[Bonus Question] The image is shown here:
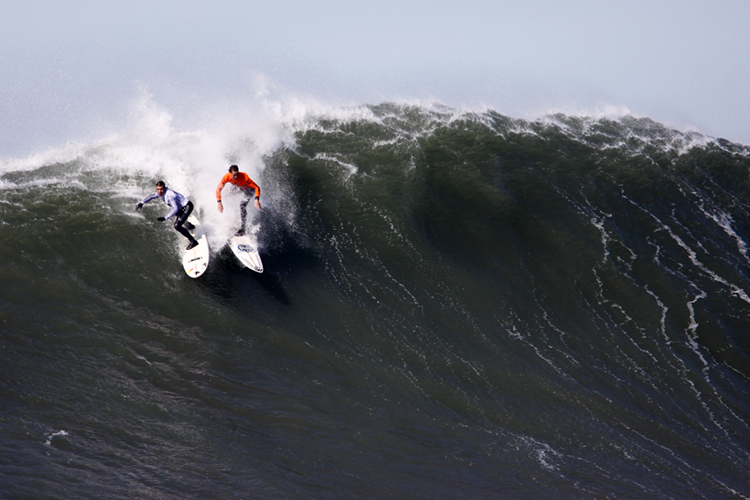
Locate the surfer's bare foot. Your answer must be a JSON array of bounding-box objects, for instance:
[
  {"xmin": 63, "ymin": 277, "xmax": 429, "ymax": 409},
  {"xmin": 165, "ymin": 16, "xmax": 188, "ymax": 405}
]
[{"xmin": 186, "ymin": 240, "xmax": 199, "ymax": 250}]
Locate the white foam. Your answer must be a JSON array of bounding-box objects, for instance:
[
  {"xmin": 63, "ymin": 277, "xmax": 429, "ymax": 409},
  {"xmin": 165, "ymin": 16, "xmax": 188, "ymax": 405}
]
[
  {"xmin": 44, "ymin": 429, "xmax": 68, "ymax": 446},
  {"xmin": 0, "ymin": 80, "xmax": 328, "ymax": 252}
]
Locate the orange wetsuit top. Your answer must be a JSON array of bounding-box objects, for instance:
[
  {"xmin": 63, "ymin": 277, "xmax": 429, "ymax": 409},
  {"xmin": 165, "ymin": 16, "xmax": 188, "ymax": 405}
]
[{"xmin": 215, "ymin": 172, "xmax": 260, "ymax": 201}]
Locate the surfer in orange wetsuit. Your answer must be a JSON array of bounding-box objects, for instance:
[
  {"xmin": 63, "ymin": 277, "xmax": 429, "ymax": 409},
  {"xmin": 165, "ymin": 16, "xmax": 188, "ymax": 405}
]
[{"xmin": 216, "ymin": 165, "xmax": 262, "ymax": 236}]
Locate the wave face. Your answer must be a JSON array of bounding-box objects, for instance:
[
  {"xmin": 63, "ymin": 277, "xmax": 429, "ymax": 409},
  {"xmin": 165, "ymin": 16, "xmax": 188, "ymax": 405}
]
[{"xmin": 2, "ymin": 102, "xmax": 750, "ymax": 499}]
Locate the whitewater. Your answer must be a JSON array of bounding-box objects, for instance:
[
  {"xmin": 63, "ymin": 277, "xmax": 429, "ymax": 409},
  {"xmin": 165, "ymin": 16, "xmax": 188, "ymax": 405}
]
[{"xmin": 1, "ymin": 90, "xmax": 749, "ymax": 500}]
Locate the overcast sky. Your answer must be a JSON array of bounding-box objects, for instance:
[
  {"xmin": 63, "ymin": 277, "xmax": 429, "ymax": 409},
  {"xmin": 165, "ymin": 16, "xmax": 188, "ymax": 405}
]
[{"xmin": 2, "ymin": 0, "xmax": 749, "ymax": 156}]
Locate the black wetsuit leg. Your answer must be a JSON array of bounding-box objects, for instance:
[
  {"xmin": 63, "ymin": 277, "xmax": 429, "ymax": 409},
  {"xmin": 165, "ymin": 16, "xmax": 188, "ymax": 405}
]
[
  {"xmin": 174, "ymin": 201, "xmax": 196, "ymax": 242},
  {"xmin": 239, "ymin": 192, "xmax": 252, "ymax": 231}
]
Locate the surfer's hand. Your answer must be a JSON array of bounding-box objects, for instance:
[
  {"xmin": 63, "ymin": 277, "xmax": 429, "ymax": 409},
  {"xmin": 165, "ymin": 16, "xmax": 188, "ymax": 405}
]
[
  {"xmin": 156, "ymin": 217, "xmax": 166, "ymax": 222},
  {"xmin": 217, "ymin": 200, "xmax": 223, "ymax": 213},
  {"xmin": 254, "ymin": 199, "xmax": 261, "ymax": 210},
  {"xmin": 135, "ymin": 203, "xmax": 143, "ymax": 211}
]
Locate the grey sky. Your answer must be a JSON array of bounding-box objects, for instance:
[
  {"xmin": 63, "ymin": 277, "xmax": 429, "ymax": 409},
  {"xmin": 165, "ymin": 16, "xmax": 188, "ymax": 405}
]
[{"xmin": 2, "ymin": 0, "xmax": 749, "ymax": 156}]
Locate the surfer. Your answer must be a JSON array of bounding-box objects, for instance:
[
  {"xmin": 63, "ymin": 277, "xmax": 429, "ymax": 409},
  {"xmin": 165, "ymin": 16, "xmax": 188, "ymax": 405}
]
[
  {"xmin": 215, "ymin": 165, "xmax": 261, "ymax": 236},
  {"xmin": 136, "ymin": 181, "xmax": 200, "ymax": 250}
]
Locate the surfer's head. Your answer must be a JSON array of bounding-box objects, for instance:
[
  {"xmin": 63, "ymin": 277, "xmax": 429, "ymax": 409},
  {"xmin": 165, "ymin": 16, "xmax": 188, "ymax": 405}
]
[
  {"xmin": 229, "ymin": 165, "xmax": 240, "ymax": 180},
  {"xmin": 155, "ymin": 180, "xmax": 166, "ymax": 196}
]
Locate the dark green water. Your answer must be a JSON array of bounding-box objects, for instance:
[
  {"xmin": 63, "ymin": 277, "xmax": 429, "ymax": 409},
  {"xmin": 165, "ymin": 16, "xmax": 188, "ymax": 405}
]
[{"xmin": 2, "ymin": 104, "xmax": 749, "ymax": 499}]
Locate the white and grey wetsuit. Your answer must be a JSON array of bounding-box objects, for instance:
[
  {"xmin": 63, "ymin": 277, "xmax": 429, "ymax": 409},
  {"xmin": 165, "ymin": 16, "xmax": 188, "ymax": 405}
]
[
  {"xmin": 140, "ymin": 188, "xmax": 190, "ymax": 220},
  {"xmin": 140, "ymin": 188, "xmax": 195, "ymax": 242}
]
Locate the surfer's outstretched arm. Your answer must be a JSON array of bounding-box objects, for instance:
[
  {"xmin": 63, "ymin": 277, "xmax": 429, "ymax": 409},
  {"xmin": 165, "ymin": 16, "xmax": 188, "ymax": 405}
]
[{"xmin": 135, "ymin": 193, "xmax": 159, "ymax": 210}]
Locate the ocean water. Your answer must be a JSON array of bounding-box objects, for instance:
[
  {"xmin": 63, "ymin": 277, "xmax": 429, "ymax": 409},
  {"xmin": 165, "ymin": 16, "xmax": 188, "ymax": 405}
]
[{"xmin": 1, "ymin": 99, "xmax": 749, "ymax": 499}]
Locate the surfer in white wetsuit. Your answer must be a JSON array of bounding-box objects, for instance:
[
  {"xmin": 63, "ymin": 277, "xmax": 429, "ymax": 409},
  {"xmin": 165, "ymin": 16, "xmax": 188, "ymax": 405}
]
[{"xmin": 136, "ymin": 180, "xmax": 199, "ymax": 250}]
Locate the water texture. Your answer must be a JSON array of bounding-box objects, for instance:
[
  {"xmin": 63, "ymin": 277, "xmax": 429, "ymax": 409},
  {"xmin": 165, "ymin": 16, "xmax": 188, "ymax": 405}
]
[{"xmin": 1, "ymin": 103, "xmax": 749, "ymax": 499}]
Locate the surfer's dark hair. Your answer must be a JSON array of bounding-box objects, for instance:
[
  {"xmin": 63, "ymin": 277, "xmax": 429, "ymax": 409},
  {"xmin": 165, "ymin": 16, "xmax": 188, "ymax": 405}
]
[
  {"xmin": 155, "ymin": 180, "xmax": 166, "ymax": 188},
  {"xmin": 229, "ymin": 165, "xmax": 239, "ymax": 173}
]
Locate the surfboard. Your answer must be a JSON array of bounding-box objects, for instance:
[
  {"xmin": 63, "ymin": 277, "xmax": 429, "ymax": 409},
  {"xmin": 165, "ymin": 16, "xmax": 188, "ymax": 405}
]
[
  {"xmin": 228, "ymin": 230, "xmax": 263, "ymax": 273},
  {"xmin": 181, "ymin": 215, "xmax": 210, "ymax": 278}
]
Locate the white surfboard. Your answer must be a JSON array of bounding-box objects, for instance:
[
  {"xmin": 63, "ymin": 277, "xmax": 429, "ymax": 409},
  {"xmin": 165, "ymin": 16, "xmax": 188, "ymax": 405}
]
[
  {"xmin": 228, "ymin": 230, "xmax": 264, "ymax": 273},
  {"xmin": 181, "ymin": 215, "xmax": 210, "ymax": 278}
]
